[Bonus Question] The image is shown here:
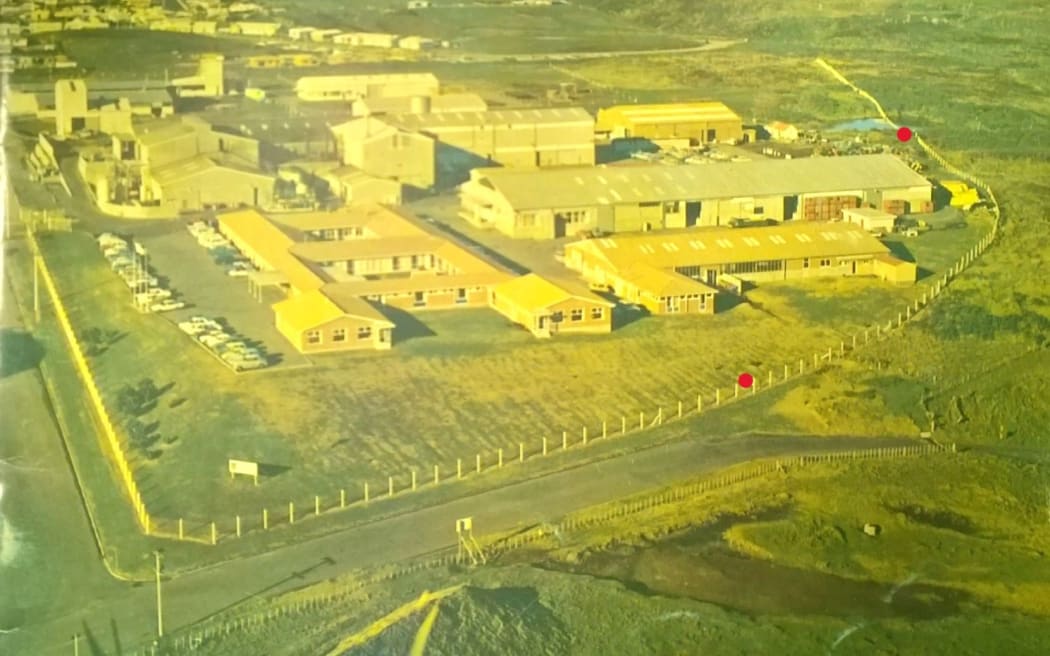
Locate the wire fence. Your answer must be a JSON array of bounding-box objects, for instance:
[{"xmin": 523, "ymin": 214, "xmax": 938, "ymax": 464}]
[{"xmin": 147, "ymin": 441, "xmax": 953, "ymax": 655}]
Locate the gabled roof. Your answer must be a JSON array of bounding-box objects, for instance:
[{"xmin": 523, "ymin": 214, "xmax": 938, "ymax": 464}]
[
  {"xmin": 619, "ymin": 263, "xmax": 717, "ymax": 298},
  {"xmin": 385, "ymin": 106, "xmax": 593, "ymax": 131},
  {"xmin": 469, "ymin": 154, "xmax": 932, "ymax": 211},
  {"xmin": 493, "ymin": 273, "xmax": 613, "ymax": 312},
  {"xmin": 596, "ymin": 102, "xmax": 741, "ymax": 130},
  {"xmin": 217, "ymin": 209, "xmax": 328, "ymax": 293},
  {"xmin": 291, "ymin": 236, "xmax": 445, "ymax": 262},
  {"xmin": 567, "ymin": 221, "xmax": 889, "ymax": 272},
  {"xmin": 149, "ymin": 153, "xmax": 270, "ymax": 187},
  {"xmin": 273, "ymin": 289, "xmax": 393, "ymax": 333}
]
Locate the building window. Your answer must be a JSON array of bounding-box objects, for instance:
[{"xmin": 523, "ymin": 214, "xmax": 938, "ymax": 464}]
[
  {"xmin": 357, "ymin": 326, "xmax": 372, "ymax": 339},
  {"xmin": 456, "ymin": 288, "xmax": 467, "ymax": 304},
  {"xmin": 665, "ymin": 297, "xmax": 680, "ymax": 313},
  {"xmin": 753, "ymin": 206, "xmax": 764, "ymax": 214},
  {"xmin": 699, "ymin": 294, "xmax": 708, "ymax": 310},
  {"xmin": 570, "ymin": 308, "xmax": 584, "ymax": 321},
  {"xmin": 332, "ymin": 328, "xmax": 347, "ymax": 342},
  {"xmin": 414, "ymin": 291, "xmax": 426, "ymax": 307},
  {"xmin": 323, "ymin": 229, "xmax": 337, "ymax": 240},
  {"xmin": 723, "ymin": 260, "xmax": 785, "ymax": 275},
  {"xmin": 803, "ymin": 257, "xmax": 810, "ymax": 269},
  {"xmin": 706, "ymin": 129, "xmax": 717, "ymax": 142},
  {"xmin": 590, "ymin": 307, "xmax": 604, "ymax": 320},
  {"xmin": 820, "ymin": 258, "xmax": 832, "ymax": 267},
  {"xmin": 306, "ymin": 330, "xmax": 321, "ymax": 345},
  {"xmin": 551, "ymin": 311, "xmax": 564, "ymax": 323},
  {"xmin": 519, "ymin": 212, "xmax": 536, "ymax": 227}
]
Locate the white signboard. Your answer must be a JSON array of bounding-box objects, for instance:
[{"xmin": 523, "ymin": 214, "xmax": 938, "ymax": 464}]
[{"xmin": 228, "ymin": 459, "xmax": 259, "ymax": 485}]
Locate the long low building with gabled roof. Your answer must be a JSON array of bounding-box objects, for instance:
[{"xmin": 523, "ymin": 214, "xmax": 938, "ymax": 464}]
[
  {"xmin": 564, "ymin": 221, "xmax": 917, "ymax": 302},
  {"xmin": 460, "ymin": 153, "xmax": 933, "ymax": 238}
]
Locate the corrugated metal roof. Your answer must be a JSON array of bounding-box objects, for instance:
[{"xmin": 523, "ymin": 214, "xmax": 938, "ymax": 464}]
[
  {"xmin": 149, "ymin": 154, "xmax": 270, "ymax": 187},
  {"xmin": 270, "ymin": 204, "xmax": 424, "ymax": 237},
  {"xmin": 567, "ymin": 221, "xmax": 889, "ymax": 271},
  {"xmin": 619, "ymin": 262, "xmax": 717, "ymax": 297},
  {"xmin": 471, "ymin": 154, "xmax": 931, "ymax": 211},
  {"xmin": 323, "ymin": 271, "xmax": 511, "ymax": 297},
  {"xmin": 291, "ymin": 236, "xmax": 446, "ymax": 262},
  {"xmin": 386, "ymin": 106, "xmax": 594, "ymax": 131},
  {"xmin": 596, "ymin": 102, "xmax": 741, "ymax": 130}
]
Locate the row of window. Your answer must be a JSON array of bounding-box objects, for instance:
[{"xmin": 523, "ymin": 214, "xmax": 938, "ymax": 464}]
[
  {"xmin": 310, "ymin": 226, "xmax": 366, "ymax": 241},
  {"xmin": 664, "ymin": 294, "xmax": 709, "ymax": 313},
  {"xmin": 305, "ymin": 325, "xmax": 373, "ymax": 345},
  {"xmin": 802, "ymin": 258, "xmax": 835, "ymax": 268},
  {"xmin": 552, "ymin": 307, "xmax": 604, "ymax": 322},
  {"xmin": 723, "ymin": 260, "xmax": 784, "ymax": 275}
]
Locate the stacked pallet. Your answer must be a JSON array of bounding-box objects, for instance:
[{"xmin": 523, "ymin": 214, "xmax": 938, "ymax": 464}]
[
  {"xmin": 882, "ymin": 199, "xmax": 910, "ymax": 215},
  {"xmin": 801, "ymin": 195, "xmax": 860, "ymax": 221}
]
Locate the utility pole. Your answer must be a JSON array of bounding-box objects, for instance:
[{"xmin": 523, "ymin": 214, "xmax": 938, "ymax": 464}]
[
  {"xmin": 73, "ymin": 634, "xmax": 79, "ymax": 656},
  {"xmin": 154, "ymin": 550, "xmax": 164, "ymax": 638}
]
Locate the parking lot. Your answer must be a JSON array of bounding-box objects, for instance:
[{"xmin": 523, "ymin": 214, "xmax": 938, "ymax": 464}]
[{"xmin": 134, "ymin": 222, "xmax": 312, "ymax": 371}]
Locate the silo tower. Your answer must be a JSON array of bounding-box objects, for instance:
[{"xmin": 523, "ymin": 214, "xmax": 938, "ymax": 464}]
[{"xmin": 198, "ymin": 53, "xmax": 225, "ymax": 97}]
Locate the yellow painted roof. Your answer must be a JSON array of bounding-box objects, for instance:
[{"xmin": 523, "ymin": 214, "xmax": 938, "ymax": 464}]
[
  {"xmin": 619, "ymin": 263, "xmax": 717, "ymax": 298},
  {"xmin": 940, "ymin": 180, "xmax": 973, "ymax": 194},
  {"xmin": 567, "ymin": 221, "xmax": 889, "ymax": 273},
  {"xmin": 493, "ymin": 273, "xmax": 613, "ymax": 312},
  {"xmin": 596, "ymin": 101, "xmax": 742, "ymax": 131},
  {"xmin": 273, "ymin": 288, "xmax": 393, "ymax": 333},
  {"xmin": 218, "ymin": 209, "xmax": 327, "ymax": 293}
]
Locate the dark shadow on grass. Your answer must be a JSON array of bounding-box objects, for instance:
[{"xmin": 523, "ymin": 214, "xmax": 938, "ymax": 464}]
[
  {"xmin": 81, "ymin": 620, "xmax": 107, "ymax": 656},
  {"xmin": 716, "ymin": 293, "xmax": 747, "ymax": 313},
  {"xmin": 384, "ymin": 306, "xmax": 437, "ymax": 343},
  {"xmin": 258, "ymin": 462, "xmax": 292, "ymax": 478},
  {"xmin": 612, "ymin": 303, "xmax": 649, "ymax": 330},
  {"xmin": 0, "ymin": 329, "xmax": 45, "ymax": 378},
  {"xmin": 420, "ymin": 222, "xmax": 529, "ymax": 275},
  {"xmin": 884, "ymin": 240, "xmax": 916, "ymax": 263},
  {"xmin": 108, "ymin": 617, "xmax": 124, "ymax": 656},
  {"xmin": 916, "ymin": 266, "xmax": 936, "ymax": 281}
]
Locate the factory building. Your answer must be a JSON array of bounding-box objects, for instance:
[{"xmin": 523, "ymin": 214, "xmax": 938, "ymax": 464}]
[
  {"xmin": 459, "ymin": 154, "xmax": 933, "ymax": 239},
  {"xmin": 329, "ymin": 117, "xmax": 436, "ymax": 189},
  {"xmin": 489, "ymin": 274, "xmax": 613, "ymax": 337},
  {"xmin": 384, "ymin": 107, "xmax": 595, "ymax": 172},
  {"xmin": 595, "ymin": 102, "xmax": 745, "ymax": 145},
  {"xmin": 171, "ymin": 53, "xmax": 225, "ymax": 98},
  {"xmin": 294, "ymin": 73, "xmax": 440, "ymax": 102},
  {"xmin": 349, "ymin": 92, "xmax": 488, "ymax": 118},
  {"xmin": 49, "ymin": 79, "xmax": 173, "ymax": 138},
  {"xmin": 564, "ymin": 222, "xmax": 917, "ymax": 301}
]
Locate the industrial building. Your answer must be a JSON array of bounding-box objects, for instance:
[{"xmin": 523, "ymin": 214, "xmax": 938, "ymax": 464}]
[
  {"xmin": 489, "ymin": 274, "xmax": 613, "ymax": 337},
  {"xmin": 214, "ymin": 204, "xmax": 514, "ymax": 352},
  {"xmin": 329, "ymin": 117, "xmax": 436, "ymax": 189},
  {"xmin": 564, "ymin": 222, "xmax": 917, "ymax": 304},
  {"xmin": 294, "ymin": 73, "xmax": 440, "ymax": 102},
  {"xmin": 349, "ymin": 93, "xmax": 488, "ymax": 118},
  {"xmin": 171, "ymin": 53, "xmax": 225, "ymax": 98},
  {"xmin": 384, "ymin": 107, "xmax": 596, "ymax": 171},
  {"xmin": 841, "ymin": 207, "xmax": 896, "ymax": 234},
  {"xmin": 459, "ymin": 154, "xmax": 934, "ymax": 239},
  {"xmin": 49, "ymin": 79, "xmax": 173, "ymax": 138},
  {"xmin": 595, "ymin": 102, "xmax": 745, "ymax": 145}
]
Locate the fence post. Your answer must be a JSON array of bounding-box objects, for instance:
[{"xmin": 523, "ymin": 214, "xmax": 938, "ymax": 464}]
[
  {"xmin": 498, "ymin": 449, "xmax": 503, "ymax": 468},
  {"xmin": 263, "ymin": 508, "xmax": 269, "ymax": 529},
  {"xmin": 178, "ymin": 518, "xmax": 184, "ymax": 540},
  {"xmin": 677, "ymin": 400, "xmax": 683, "ymax": 418},
  {"xmin": 434, "ymin": 464, "xmax": 440, "ymax": 484},
  {"xmin": 364, "ymin": 482, "xmax": 370, "ymax": 504},
  {"xmin": 315, "ymin": 495, "xmax": 320, "ymax": 515},
  {"xmin": 519, "ymin": 442, "xmax": 524, "ymax": 462},
  {"xmin": 340, "ymin": 488, "xmax": 346, "ymax": 508},
  {"xmin": 814, "ymin": 353, "xmax": 819, "ymax": 368},
  {"xmin": 412, "ymin": 470, "xmax": 417, "ymax": 490},
  {"xmin": 898, "ymin": 312, "xmax": 903, "ymax": 327},
  {"xmin": 716, "ymin": 388, "xmax": 721, "ymax": 405},
  {"xmin": 582, "ymin": 426, "xmax": 588, "ymax": 445},
  {"xmin": 621, "ymin": 416, "xmax": 627, "ymax": 433},
  {"xmin": 639, "ymin": 412, "xmax": 644, "ymax": 429},
  {"xmin": 211, "ymin": 522, "xmax": 217, "ymax": 545},
  {"xmin": 476, "ymin": 453, "xmax": 482, "ymax": 473},
  {"xmin": 799, "ymin": 358, "xmax": 804, "ymax": 374},
  {"xmin": 864, "ymin": 329, "xmax": 869, "ymax": 343},
  {"xmin": 289, "ymin": 502, "xmax": 295, "ymax": 524},
  {"xmin": 602, "ymin": 421, "xmax": 607, "ymax": 438},
  {"xmin": 388, "ymin": 476, "xmax": 394, "ymax": 497},
  {"xmin": 542, "ymin": 437, "xmax": 548, "ymax": 456},
  {"xmin": 840, "ymin": 341, "xmax": 845, "ymax": 355},
  {"xmin": 236, "ymin": 515, "xmax": 241, "ymax": 537},
  {"xmin": 768, "ymin": 370, "xmax": 773, "ymax": 387},
  {"xmin": 735, "ymin": 383, "xmax": 739, "ymax": 398},
  {"xmin": 457, "ymin": 458, "xmax": 463, "ymax": 479},
  {"xmin": 562, "ymin": 431, "xmax": 568, "ymax": 450}
]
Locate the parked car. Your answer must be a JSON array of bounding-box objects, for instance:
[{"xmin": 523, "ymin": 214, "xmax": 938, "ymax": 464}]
[
  {"xmin": 226, "ymin": 261, "xmax": 253, "ymax": 277},
  {"xmin": 104, "ymin": 245, "xmax": 130, "ymax": 258},
  {"xmin": 109, "ymin": 256, "xmax": 134, "ymax": 270},
  {"xmin": 133, "ymin": 289, "xmax": 172, "ymax": 305},
  {"xmin": 199, "ymin": 332, "xmax": 232, "ymax": 348},
  {"xmin": 150, "ymin": 299, "xmax": 186, "ymax": 313},
  {"xmin": 178, "ymin": 321, "xmax": 207, "ymax": 336},
  {"xmin": 188, "ymin": 316, "xmax": 223, "ymax": 331},
  {"xmin": 133, "ymin": 242, "xmax": 148, "ymax": 257}
]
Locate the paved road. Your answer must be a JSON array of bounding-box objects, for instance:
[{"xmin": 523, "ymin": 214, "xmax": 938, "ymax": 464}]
[
  {"xmin": 7, "ymin": 424, "xmax": 915, "ymax": 654},
  {"xmin": 432, "ymin": 39, "xmax": 747, "ymax": 63}
]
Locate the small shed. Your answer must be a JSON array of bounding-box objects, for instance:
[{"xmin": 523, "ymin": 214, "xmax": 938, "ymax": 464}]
[
  {"xmin": 873, "ymin": 254, "xmax": 917, "ymax": 284},
  {"xmin": 765, "ymin": 121, "xmax": 799, "ymax": 143},
  {"xmin": 842, "ymin": 207, "xmax": 896, "ymax": 234}
]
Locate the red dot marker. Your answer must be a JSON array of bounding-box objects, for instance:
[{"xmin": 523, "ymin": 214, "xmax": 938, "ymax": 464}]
[
  {"xmin": 737, "ymin": 373, "xmax": 754, "ymax": 388},
  {"xmin": 896, "ymin": 126, "xmax": 913, "ymax": 142}
]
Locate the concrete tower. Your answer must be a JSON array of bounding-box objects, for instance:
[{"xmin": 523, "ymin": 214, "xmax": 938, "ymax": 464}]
[
  {"xmin": 198, "ymin": 53, "xmax": 225, "ymax": 97},
  {"xmin": 54, "ymin": 79, "xmax": 88, "ymax": 138}
]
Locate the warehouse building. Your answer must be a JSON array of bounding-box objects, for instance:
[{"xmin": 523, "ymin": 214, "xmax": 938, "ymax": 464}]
[
  {"xmin": 489, "ymin": 274, "xmax": 613, "ymax": 337},
  {"xmin": 349, "ymin": 92, "xmax": 488, "ymax": 118},
  {"xmin": 384, "ymin": 107, "xmax": 596, "ymax": 178},
  {"xmin": 595, "ymin": 101, "xmax": 745, "ymax": 145},
  {"xmin": 459, "ymin": 154, "xmax": 933, "ymax": 239},
  {"xmin": 295, "ymin": 73, "xmax": 440, "ymax": 102},
  {"xmin": 329, "ymin": 117, "xmax": 435, "ymax": 189},
  {"xmin": 564, "ymin": 222, "xmax": 917, "ymax": 303}
]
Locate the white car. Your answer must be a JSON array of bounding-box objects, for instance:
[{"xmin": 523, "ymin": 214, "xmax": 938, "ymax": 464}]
[
  {"xmin": 133, "ymin": 242, "xmax": 148, "ymax": 257},
  {"xmin": 178, "ymin": 321, "xmax": 207, "ymax": 336},
  {"xmin": 187, "ymin": 222, "xmax": 211, "ymax": 235},
  {"xmin": 104, "ymin": 245, "xmax": 130, "ymax": 258},
  {"xmin": 110, "ymin": 256, "xmax": 134, "ymax": 270},
  {"xmin": 150, "ymin": 299, "xmax": 186, "ymax": 313},
  {"xmin": 98, "ymin": 234, "xmax": 125, "ymax": 249},
  {"xmin": 200, "ymin": 332, "xmax": 232, "ymax": 349},
  {"xmin": 188, "ymin": 316, "xmax": 223, "ymax": 331},
  {"xmin": 133, "ymin": 288, "xmax": 172, "ymax": 304}
]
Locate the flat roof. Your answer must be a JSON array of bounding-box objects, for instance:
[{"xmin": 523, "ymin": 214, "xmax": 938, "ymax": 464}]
[
  {"xmin": 567, "ymin": 221, "xmax": 890, "ymax": 271},
  {"xmin": 471, "ymin": 154, "xmax": 931, "ymax": 211},
  {"xmin": 386, "ymin": 106, "xmax": 594, "ymax": 131}
]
